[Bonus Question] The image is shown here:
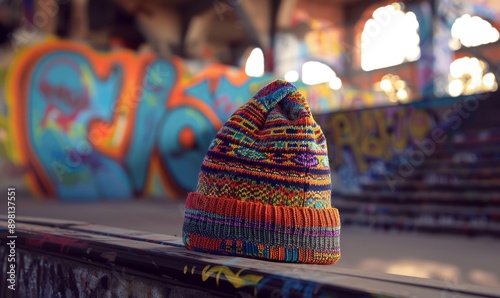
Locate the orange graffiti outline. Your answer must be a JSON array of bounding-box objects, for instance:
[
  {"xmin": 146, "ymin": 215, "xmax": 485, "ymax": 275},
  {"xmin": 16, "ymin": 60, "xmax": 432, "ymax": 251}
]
[{"xmin": 6, "ymin": 40, "xmax": 157, "ymax": 197}]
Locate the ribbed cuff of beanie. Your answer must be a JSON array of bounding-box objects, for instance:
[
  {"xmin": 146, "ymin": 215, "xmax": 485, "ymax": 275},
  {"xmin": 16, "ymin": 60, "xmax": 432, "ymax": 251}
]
[{"xmin": 182, "ymin": 192, "xmax": 341, "ymax": 264}]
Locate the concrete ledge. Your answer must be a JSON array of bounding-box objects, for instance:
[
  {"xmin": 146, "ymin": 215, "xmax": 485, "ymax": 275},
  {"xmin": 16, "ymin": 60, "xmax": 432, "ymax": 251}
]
[{"xmin": 1, "ymin": 216, "xmax": 499, "ymax": 298}]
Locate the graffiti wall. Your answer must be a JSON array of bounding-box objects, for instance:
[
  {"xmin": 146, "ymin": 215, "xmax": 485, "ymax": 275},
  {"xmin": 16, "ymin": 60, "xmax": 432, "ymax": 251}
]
[
  {"xmin": 317, "ymin": 105, "xmax": 436, "ymax": 193},
  {"xmin": 1, "ymin": 40, "xmax": 390, "ymax": 200},
  {"xmin": 2, "ymin": 41, "xmax": 262, "ymax": 199},
  {"xmin": 317, "ymin": 93, "xmax": 491, "ymax": 194}
]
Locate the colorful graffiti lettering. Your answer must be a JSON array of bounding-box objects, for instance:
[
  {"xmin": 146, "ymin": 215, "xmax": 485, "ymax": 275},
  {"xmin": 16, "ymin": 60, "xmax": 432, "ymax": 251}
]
[
  {"xmin": 201, "ymin": 265, "xmax": 264, "ymax": 290},
  {"xmin": 316, "ymin": 106, "xmax": 438, "ymax": 193},
  {"xmin": 322, "ymin": 107, "xmax": 437, "ymax": 172},
  {"xmin": 3, "ymin": 40, "xmax": 273, "ymax": 199}
]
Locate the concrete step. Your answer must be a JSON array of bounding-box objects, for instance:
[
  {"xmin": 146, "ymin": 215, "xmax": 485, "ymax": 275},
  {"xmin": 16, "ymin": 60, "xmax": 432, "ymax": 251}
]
[
  {"xmin": 361, "ymin": 179, "xmax": 500, "ymax": 193},
  {"xmin": 340, "ymin": 214, "xmax": 500, "ymax": 237},
  {"xmin": 419, "ymin": 157, "xmax": 500, "ymax": 168},
  {"xmin": 335, "ymin": 201, "xmax": 500, "ymax": 226},
  {"xmin": 333, "ymin": 191, "xmax": 500, "ymax": 206}
]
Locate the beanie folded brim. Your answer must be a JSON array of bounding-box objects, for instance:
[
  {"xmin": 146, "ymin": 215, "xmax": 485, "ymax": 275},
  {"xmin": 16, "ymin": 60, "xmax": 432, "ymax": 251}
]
[{"xmin": 182, "ymin": 192, "xmax": 341, "ymax": 264}]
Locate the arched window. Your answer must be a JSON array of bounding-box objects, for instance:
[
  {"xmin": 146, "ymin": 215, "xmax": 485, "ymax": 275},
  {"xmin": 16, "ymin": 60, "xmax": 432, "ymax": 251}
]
[{"xmin": 360, "ymin": 3, "xmax": 421, "ymax": 71}]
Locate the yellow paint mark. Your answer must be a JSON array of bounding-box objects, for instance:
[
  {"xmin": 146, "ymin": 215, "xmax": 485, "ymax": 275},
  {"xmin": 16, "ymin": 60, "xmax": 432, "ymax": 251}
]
[
  {"xmin": 183, "ymin": 265, "xmax": 188, "ymax": 274},
  {"xmin": 111, "ymin": 113, "xmax": 128, "ymax": 147},
  {"xmin": 202, "ymin": 265, "xmax": 263, "ymax": 289},
  {"xmin": 81, "ymin": 66, "xmax": 94, "ymax": 97},
  {"xmin": 191, "ymin": 266, "xmax": 196, "ymax": 274}
]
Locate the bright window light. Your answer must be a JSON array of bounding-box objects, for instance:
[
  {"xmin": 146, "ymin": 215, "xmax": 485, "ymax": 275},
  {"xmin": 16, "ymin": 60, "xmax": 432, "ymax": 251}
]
[
  {"xmin": 380, "ymin": 78, "xmax": 392, "ymax": 92},
  {"xmin": 451, "ymin": 15, "xmax": 499, "ymax": 48},
  {"xmin": 396, "ymin": 89, "xmax": 408, "ymax": 101},
  {"xmin": 301, "ymin": 61, "xmax": 336, "ymax": 85},
  {"xmin": 448, "ymin": 57, "xmax": 498, "ymax": 96},
  {"xmin": 448, "ymin": 79, "xmax": 464, "ymax": 97},
  {"xmin": 361, "ymin": 4, "xmax": 421, "ymax": 71},
  {"xmin": 483, "ymin": 72, "xmax": 496, "ymax": 89},
  {"xmin": 329, "ymin": 77, "xmax": 342, "ymax": 90},
  {"xmin": 284, "ymin": 70, "xmax": 299, "ymax": 82},
  {"xmin": 245, "ymin": 48, "xmax": 265, "ymax": 77}
]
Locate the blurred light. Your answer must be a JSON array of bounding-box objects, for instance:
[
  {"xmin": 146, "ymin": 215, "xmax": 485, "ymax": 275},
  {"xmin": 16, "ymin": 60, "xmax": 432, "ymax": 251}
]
[
  {"xmin": 406, "ymin": 47, "xmax": 421, "ymax": 61},
  {"xmin": 395, "ymin": 80, "xmax": 406, "ymax": 90},
  {"xmin": 358, "ymin": 258, "xmax": 460, "ymax": 281},
  {"xmin": 373, "ymin": 6, "xmax": 394, "ymax": 27},
  {"xmin": 380, "ymin": 78, "xmax": 392, "ymax": 91},
  {"xmin": 483, "ymin": 72, "xmax": 496, "ymax": 89},
  {"xmin": 284, "ymin": 70, "xmax": 299, "ymax": 82},
  {"xmin": 396, "ymin": 89, "xmax": 409, "ymax": 101},
  {"xmin": 329, "ymin": 77, "xmax": 342, "ymax": 90},
  {"xmin": 388, "ymin": 94, "xmax": 399, "ymax": 102},
  {"xmin": 448, "ymin": 57, "xmax": 498, "ymax": 96},
  {"xmin": 450, "ymin": 58, "xmax": 466, "ymax": 78},
  {"xmin": 245, "ymin": 48, "xmax": 264, "ymax": 77},
  {"xmin": 448, "ymin": 79, "xmax": 464, "ymax": 97},
  {"xmin": 404, "ymin": 11, "xmax": 419, "ymax": 33},
  {"xmin": 301, "ymin": 61, "xmax": 336, "ymax": 85},
  {"xmin": 361, "ymin": 5, "xmax": 421, "ymax": 71},
  {"xmin": 377, "ymin": 74, "xmax": 412, "ymax": 103},
  {"xmin": 469, "ymin": 270, "xmax": 500, "ymax": 288},
  {"xmin": 391, "ymin": 2, "xmax": 402, "ymax": 11},
  {"xmin": 448, "ymin": 38, "xmax": 462, "ymax": 50},
  {"xmin": 451, "ymin": 14, "xmax": 499, "ymax": 47},
  {"xmin": 468, "ymin": 77, "xmax": 482, "ymax": 90}
]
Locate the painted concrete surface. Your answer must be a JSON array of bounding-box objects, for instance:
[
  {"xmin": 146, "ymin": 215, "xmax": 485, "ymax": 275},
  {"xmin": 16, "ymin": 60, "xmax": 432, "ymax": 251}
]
[
  {"xmin": 7, "ymin": 198, "xmax": 500, "ymax": 290},
  {"xmin": 8, "ymin": 221, "xmax": 496, "ymax": 298},
  {"xmin": 5, "ymin": 249, "xmax": 207, "ymax": 298}
]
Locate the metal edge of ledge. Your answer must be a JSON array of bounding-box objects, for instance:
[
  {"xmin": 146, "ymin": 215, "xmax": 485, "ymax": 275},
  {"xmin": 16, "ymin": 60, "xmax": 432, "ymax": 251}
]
[{"xmin": 1, "ymin": 217, "xmax": 499, "ymax": 298}]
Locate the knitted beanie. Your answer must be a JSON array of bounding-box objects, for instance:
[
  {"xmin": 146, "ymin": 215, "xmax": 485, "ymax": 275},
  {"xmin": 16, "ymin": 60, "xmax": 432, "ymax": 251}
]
[{"xmin": 182, "ymin": 79, "xmax": 340, "ymax": 264}]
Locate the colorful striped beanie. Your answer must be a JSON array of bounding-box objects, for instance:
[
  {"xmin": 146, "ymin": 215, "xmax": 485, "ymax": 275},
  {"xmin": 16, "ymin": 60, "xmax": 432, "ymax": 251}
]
[{"xmin": 182, "ymin": 79, "xmax": 340, "ymax": 264}]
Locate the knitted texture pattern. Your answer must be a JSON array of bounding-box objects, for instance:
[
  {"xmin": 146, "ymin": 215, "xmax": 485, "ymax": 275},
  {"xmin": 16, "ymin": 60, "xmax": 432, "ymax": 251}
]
[{"xmin": 182, "ymin": 79, "xmax": 340, "ymax": 264}]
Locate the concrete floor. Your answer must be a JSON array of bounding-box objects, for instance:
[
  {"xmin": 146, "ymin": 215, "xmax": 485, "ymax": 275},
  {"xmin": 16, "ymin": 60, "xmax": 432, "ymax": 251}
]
[{"xmin": 8, "ymin": 198, "xmax": 500, "ymax": 289}]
